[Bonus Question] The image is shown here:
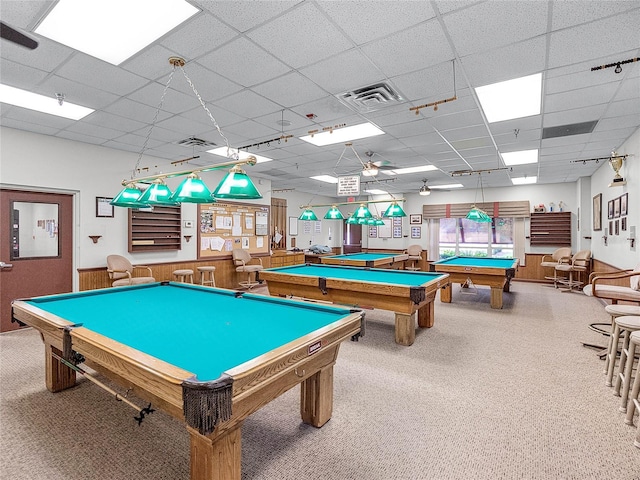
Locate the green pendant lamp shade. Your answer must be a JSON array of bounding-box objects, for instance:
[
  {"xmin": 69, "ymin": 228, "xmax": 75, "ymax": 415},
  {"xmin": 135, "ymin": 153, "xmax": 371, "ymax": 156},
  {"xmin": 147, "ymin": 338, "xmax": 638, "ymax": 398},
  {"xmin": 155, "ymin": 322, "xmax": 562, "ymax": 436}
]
[
  {"xmin": 299, "ymin": 209, "xmax": 319, "ymax": 221},
  {"xmin": 169, "ymin": 173, "xmax": 214, "ymax": 203},
  {"xmin": 354, "ymin": 204, "xmax": 373, "ymax": 218},
  {"xmin": 466, "ymin": 205, "xmax": 492, "ymax": 222},
  {"xmin": 346, "ymin": 214, "xmax": 358, "ymax": 225},
  {"xmin": 383, "ymin": 202, "xmax": 406, "ymax": 217},
  {"xmin": 137, "ymin": 179, "xmax": 178, "ymax": 205},
  {"xmin": 110, "ymin": 183, "xmax": 149, "ymax": 208},
  {"xmin": 324, "ymin": 206, "xmax": 344, "ymax": 220},
  {"xmin": 212, "ymin": 166, "xmax": 262, "ymax": 199}
]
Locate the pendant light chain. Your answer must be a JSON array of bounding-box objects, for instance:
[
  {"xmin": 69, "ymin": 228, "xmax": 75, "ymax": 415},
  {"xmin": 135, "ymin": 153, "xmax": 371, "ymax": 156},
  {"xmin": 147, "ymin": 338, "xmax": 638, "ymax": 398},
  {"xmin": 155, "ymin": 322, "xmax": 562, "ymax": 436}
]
[
  {"xmin": 178, "ymin": 65, "xmax": 235, "ymax": 160},
  {"xmin": 131, "ymin": 67, "xmax": 177, "ymax": 179}
]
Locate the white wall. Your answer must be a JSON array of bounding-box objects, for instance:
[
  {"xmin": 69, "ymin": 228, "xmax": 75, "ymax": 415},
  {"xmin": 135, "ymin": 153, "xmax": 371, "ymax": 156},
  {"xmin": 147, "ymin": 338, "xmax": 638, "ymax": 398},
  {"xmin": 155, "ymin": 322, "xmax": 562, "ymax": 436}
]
[
  {"xmin": 588, "ymin": 127, "xmax": 639, "ymax": 268},
  {"xmin": 0, "ymin": 127, "xmax": 272, "ymax": 272}
]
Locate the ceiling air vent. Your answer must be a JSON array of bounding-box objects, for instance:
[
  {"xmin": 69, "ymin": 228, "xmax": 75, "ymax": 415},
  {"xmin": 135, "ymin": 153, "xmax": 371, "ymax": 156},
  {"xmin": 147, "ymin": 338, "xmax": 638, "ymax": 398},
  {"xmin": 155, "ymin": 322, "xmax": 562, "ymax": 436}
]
[
  {"xmin": 176, "ymin": 136, "xmax": 217, "ymax": 147},
  {"xmin": 542, "ymin": 121, "xmax": 598, "ymax": 139},
  {"xmin": 337, "ymin": 82, "xmax": 403, "ymax": 113}
]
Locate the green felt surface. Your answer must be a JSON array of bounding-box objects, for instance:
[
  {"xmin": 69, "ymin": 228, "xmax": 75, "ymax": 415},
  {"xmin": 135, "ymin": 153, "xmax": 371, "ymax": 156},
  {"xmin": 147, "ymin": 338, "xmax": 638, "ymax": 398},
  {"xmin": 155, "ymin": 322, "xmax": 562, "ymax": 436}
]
[
  {"xmin": 266, "ymin": 264, "xmax": 445, "ymax": 286},
  {"xmin": 432, "ymin": 256, "xmax": 516, "ymax": 268},
  {"xmin": 324, "ymin": 253, "xmax": 402, "ymax": 261},
  {"xmin": 25, "ymin": 283, "xmax": 354, "ymax": 382}
]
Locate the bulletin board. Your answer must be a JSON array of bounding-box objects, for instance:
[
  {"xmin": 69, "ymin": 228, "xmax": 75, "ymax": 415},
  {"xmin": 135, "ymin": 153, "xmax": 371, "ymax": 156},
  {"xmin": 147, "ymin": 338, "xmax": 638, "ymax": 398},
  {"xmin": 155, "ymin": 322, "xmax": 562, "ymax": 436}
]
[{"xmin": 198, "ymin": 202, "xmax": 270, "ymax": 259}]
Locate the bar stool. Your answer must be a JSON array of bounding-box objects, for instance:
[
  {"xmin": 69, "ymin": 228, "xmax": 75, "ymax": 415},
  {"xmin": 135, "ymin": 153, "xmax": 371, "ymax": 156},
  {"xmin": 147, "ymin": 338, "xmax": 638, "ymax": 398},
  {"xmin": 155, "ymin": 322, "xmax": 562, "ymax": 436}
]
[
  {"xmin": 620, "ymin": 329, "xmax": 640, "ymax": 415},
  {"xmin": 197, "ymin": 266, "xmax": 216, "ymax": 287},
  {"xmin": 607, "ymin": 315, "xmax": 640, "ymax": 389},
  {"xmin": 623, "ymin": 331, "xmax": 640, "ymax": 448},
  {"xmin": 603, "ymin": 305, "xmax": 640, "ymax": 374},
  {"xmin": 173, "ymin": 269, "xmax": 194, "ymax": 283}
]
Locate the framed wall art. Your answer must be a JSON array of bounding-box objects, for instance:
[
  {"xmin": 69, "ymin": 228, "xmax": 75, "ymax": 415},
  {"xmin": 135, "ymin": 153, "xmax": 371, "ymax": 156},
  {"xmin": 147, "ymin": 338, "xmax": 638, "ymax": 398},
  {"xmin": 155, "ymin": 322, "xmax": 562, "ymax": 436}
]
[
  {"xmin": 96, "ymin": 197, "xmax": 114, "ymax": 218},
  {"xmin": 620, "ymin": 193, "xmax": 628, "ymax": 216},
  {"xmin": 409, "ymin": 214, "xmax": 422, "ymax": 225},
  {"xmin": 592, "ymin": 193, "xmax": 602, "ymax": 231},
  {"xmin": 608, "ymin": 199, "xmax": 614, "ymax": 219},
  {"xmin": 613, "ymin": 196, "xmax": 621, "ymax": 218}
]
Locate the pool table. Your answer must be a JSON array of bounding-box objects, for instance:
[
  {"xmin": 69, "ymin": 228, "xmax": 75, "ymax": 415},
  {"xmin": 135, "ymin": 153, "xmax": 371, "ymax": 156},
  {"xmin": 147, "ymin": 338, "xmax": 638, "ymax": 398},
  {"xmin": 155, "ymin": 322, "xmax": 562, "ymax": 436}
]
[
  {"xmin": 11, "ymin": 282, "xmax": 363, "ymax": 480},
  {"xmin": 259, "ymin": 264, "xmax": 449, "ymax": 346},
  {"xmin": 319, "ymin": 252, "xmax": 409, "ymax": 269},
  {"xmin": 430, "ymin": 256, "xmax": 520, "ymax": 309}
]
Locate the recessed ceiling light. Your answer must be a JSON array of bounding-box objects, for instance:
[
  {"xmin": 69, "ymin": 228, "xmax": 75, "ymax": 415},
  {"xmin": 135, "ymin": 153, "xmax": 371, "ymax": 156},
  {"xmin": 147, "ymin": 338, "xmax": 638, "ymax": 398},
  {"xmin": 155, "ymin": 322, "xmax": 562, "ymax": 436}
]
[
  {"xmin": 511, "ymin": 176, "xmax": 537, "ymax": 185},
  {"xmin": 429, "ymin": 183, "xmax": 464, "ymax": 189},
  {"xmin": 475, "ymin": 73, "xmax": 542, "ymax": 123},
  {"xmin": 35, "ymin": 0, "xmax": 199, "ymax": 65},
  {"xmin": 381, "ymin": 165, "xmax": 438, "ymax": 175},
  {"xmin": 310, "ymin": 175, "xmax": 338, "ymax": 184},
  {"xmin": 299, "ymin": 122, "xmax": 384, "ymax": 147},
  {"xmin": 207, "ymin": 147, "xmax": 273, "ymax": 164},
  {"xmin": 502, "ymin": 149, "xmax": 538, "ymax": 166},
  {"xmin": 0, "ymin": 84, "xmax": 94, "ymax": 120}
]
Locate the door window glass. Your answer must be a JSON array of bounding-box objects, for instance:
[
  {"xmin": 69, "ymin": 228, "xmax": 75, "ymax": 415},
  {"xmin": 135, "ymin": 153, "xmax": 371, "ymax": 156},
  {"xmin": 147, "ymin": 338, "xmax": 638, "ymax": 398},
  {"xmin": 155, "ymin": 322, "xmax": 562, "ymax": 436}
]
[{"xmin": 10, "ymin": 202, "xmax": 60, "ymax": 259}]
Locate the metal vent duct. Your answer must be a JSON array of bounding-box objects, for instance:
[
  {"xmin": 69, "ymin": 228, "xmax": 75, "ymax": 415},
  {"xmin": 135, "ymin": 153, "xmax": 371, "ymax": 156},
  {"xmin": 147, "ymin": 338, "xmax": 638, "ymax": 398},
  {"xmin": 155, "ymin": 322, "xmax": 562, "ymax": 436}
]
[
  {"xmin": 542, "ymin": 121, "xmax": 598, "ymax": 139},
  {"xmin": 337, "ymin": 82, "xmax": 403, "ymax": 113},
  {"xmin": 176, "ymin": 137, "xmax": 217, "ymax": 147}
]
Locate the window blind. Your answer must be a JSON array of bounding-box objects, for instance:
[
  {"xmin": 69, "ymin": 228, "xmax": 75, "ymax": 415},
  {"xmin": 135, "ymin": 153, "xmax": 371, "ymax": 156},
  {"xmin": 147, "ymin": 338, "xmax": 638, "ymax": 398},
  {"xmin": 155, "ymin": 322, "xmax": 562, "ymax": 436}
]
[{"xmin": 422, "ymin": 200, "xmax": 530, "ymax": 219}]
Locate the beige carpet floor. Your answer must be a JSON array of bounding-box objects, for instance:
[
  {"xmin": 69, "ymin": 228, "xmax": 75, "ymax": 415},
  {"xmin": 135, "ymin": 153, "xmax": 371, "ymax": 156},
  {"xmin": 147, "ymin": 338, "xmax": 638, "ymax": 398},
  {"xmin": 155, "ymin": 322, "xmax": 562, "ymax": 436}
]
[{"xmin": 1, "ymin": 281, "xmax": 638, "ymax": 479}]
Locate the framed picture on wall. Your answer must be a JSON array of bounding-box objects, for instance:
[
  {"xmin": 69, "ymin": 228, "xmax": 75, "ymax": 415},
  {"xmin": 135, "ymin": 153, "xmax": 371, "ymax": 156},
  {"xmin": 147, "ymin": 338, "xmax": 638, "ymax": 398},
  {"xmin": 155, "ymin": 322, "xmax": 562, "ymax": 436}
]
[
  {"xmin": 592, "ymin": 193, "xmax": 602, "ymax": 231},
  {"xmin": 409, "ymin": 214, "xmax": 422, "ymax": 225},
  {"xmin": 620, "ymin": 193, "xmax": 628, "ymax": 216},
  {"xmin": 96, "ymin": 197, "xmax": 114, "ymax": 217},
  {"xmin": 613, "ymin": 196, "xmax": 621, "ymax": 218},
  {"xmin": 411, "ymin": 226, "xmax": 421, "ymax": 239},
  {"xmin": 615, "ymin": 219, "xmax": 619, "ymax": 236},
  {"xmin": 622, "ymin": 217, "xmax": 627, "ymax": 231},
  {"xmin": 608, "ymin": 199, "xmax": 614, "ymax": 219},
  {"xmin": 609, "ymin": 220, "xmax": 613, "ymax": 234}
]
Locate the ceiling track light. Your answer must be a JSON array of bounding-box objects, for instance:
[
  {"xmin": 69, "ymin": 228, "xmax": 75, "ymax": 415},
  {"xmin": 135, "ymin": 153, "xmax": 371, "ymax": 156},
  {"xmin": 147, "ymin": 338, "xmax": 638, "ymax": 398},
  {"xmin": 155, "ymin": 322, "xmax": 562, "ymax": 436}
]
[
  {"xmin": 450, "ymin": 167, "xmax": 510, "ymax": 177},
  {"xmin": 591, "ymin": 57, "xmax": 639, "ymax": 74},
  {"xmin": 112, "ymin": 57, "xmax": 261, "ymax": 208}
]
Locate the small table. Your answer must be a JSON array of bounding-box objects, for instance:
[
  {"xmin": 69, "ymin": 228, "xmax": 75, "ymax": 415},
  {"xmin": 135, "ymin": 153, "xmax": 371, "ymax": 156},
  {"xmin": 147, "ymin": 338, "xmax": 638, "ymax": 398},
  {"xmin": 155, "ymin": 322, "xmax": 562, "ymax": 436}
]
[
  {"xmin": 319, "ymin": 252, "xmax": 408, "ymax": 269},
  {"xmin": 430, "ymin": 256, "xmax": 519, "ymax": 309},
  {"xmin": 12, "ymin": 282, "xmax": 363, "ymax": 480},
  {"xmin": 259, "ymin": 264, "xmax": 449, "ymax": 346}
]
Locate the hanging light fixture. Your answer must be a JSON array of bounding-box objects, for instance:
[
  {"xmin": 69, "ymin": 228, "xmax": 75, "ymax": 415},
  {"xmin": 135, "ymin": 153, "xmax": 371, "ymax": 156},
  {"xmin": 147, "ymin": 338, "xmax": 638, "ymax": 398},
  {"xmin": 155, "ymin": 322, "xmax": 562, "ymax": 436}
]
[
  {"xmin": 419, "ymin": 179, "xmax": 431, "ymax": 196},
  {"xmin": 324, "ymin": 206, "xmax": 344, "ymax": 220},
  {"xmin": 354, "ymin": 204, "xmax": 373, "ymax": 219},
  {"xmin": 111, "ymin": 57, "xmax": 261, "ymax": 208},
  {"xmin": 299, "ymin": 209, "xmax": 319, "ymax": 221},
  {"xmin": 466, "ymin": 173, "xmax": 492, "ymax": 223},
  {"xmin": 383, "ymin": 202, "xmax": 406, "ymax": 217}
]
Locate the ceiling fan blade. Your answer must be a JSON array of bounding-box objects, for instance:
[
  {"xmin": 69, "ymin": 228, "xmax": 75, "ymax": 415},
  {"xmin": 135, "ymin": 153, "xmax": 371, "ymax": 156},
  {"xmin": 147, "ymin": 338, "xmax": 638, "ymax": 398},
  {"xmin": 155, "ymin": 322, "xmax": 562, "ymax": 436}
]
[{"xmin": 0, "ymin": 22, "xmax": 38, "ymax": 50}]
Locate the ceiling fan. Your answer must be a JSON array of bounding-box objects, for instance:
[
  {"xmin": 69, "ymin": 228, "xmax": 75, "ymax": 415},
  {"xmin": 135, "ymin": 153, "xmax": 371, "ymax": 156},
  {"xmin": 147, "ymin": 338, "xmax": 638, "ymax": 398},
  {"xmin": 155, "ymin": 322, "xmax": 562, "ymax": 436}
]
[
  {"xmin": 0, "ymin": 21, "xmax": 38, "ymax": 49},
  {"xmin": 419, "ymin": 179, "xmax": 431, "ymax": 196},
  {"xmin": 361, "ymin": 150, "xmax": 399, "ymax": 177}
]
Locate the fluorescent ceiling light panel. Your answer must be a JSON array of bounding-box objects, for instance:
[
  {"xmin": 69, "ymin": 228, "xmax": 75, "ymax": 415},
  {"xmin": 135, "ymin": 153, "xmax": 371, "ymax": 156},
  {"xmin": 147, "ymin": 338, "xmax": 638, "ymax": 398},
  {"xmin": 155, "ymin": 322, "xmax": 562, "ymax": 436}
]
[
  {"xmin": 311, "ymin": 175, "xmax": 338, "ymax": 184},
  {"xmin": 0, "ymin": 84, "xmax": 94, "ymax": 120},
  {"xmin": 381, "ymin": 165, "xmax": 438, "ymax": 175},
  {"xmin": 35, "ymin": 0, "xmax": 199, "ymax": 65},
  {"xmin": 511, "ymin": 176, "xmax": 537, "ymax": 185},
  {"xmin": 364, "ymin": 189, "xmax": 388, "ymax": 195},
  {"xmin": 207, "ymin": 147, "xmax": 273, "ymax": 164},
  {"xmin": 502, "ymin": 149, "xmax": 538, "ymax": 166},
  {"xmin": 475, "ymin": 73, "xmax": 542, "ymax": 123},
  {"xmin": 429, "ymin": 183, "xmax": 464, "ymax": 189},
  {"xmin": 299, "ymin": 122, "xmax": 384, "ymax": 146}
]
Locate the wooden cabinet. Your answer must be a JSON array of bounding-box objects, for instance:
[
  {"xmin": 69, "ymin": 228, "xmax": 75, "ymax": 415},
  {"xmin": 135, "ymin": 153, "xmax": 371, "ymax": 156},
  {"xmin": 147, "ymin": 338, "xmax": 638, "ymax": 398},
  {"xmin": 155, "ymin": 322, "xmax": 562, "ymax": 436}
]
[
  {"xmin": 129, "ymin": 206, "xmax": 181, "ymax": 252},
  {"xmin": 530, "ymin": 212, "xmax": 571, "ymax": 246},
  {"xmin": 270, "ymin": 251, "xmax": 304, "ymax": 267}
]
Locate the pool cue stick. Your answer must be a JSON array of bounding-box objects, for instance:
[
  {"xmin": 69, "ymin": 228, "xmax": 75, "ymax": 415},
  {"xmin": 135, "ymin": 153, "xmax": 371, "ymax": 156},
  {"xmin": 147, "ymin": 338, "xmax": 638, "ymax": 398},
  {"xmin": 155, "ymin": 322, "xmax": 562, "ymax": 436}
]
[{"xmin": 50, "ymin": 351, "xmax": 154, "ymax": 423}]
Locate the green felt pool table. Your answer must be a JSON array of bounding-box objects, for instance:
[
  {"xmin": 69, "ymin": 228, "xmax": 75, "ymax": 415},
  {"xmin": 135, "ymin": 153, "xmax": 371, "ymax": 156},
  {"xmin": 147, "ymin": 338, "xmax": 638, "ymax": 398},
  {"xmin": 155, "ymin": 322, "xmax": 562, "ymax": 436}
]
[
  {"xmin": 259, "ymin": 263, "xmax": 450, "ymax": 346},
  {"xmin": 11, "ymin": 282, "xmax": 363, "ymax": 480},
  {"xmin": 430, "ymin": 256, "xmax": 520, "ymax": 309},
  {"xmin": 319, "ymin": 252, "xmax": 409, "ymax": 268}
]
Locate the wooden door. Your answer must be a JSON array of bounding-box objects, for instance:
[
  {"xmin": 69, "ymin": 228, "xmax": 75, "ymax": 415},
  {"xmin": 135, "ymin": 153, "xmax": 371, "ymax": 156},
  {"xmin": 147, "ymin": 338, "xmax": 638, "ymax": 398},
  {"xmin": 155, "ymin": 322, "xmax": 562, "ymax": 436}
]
[
  {"xmin": 343, "ymin": 223, "xmax": 362, "ymax": 254},
  {"xmin": 0, "ymin": 189, "xmax": 73, "ymax": 332}
]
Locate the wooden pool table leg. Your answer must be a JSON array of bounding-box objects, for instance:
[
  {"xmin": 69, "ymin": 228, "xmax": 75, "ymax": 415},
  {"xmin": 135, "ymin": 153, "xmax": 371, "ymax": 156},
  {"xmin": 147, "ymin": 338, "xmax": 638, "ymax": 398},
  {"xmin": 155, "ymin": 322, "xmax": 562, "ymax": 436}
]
[
  {"xmin": 189, "ymin": 424, "xmax": 241, "ymax": 480},
  {"xmin": 300, "ymin": 364, "xmax": 334, "ymax": 427},
  {"xmin": 44, "ymin": 343, "xmax": 76, "ymax": 392},
  {"xmin": 440, "ymin": 283, "xmax": 452, "ymax": 303},
  {"xmin": 395, "ymin": 313, "xmax": 415, "ymax": 346},
  {"xmin": 417, "ymin": 302, "xmax": 435, "ymax": 329},
  {"xmin": 490, "ymin": 287, "xmax": 503, "ymax": 309}
]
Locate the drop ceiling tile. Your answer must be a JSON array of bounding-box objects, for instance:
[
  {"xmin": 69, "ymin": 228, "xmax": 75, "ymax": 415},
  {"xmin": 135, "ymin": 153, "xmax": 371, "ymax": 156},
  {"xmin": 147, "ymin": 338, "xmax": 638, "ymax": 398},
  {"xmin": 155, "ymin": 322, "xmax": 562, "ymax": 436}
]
[
  {"xmin": 588, "ymin": 127, "xmax": 636, "ymax": 144},
  {"xmin": 434, "ymin": 1, "xmax": 484, "ymax": 15},
  {"xmin": 55, "ymin": 130, "xmax": 108, "ymax": 146},
  {"xmin": 595, "ymin": 114, "xmax": 640, "ymax": 132},
  {"xmin": 289, "ymin": 95, "xmax": 356, "ymax": 124},
  {"xmin": 121, "ymin": 45, "xmax": 184, "ymax": 81},
  {"xmin": 5, "ymin": 107, "xmax": 75, "ymax": 129},
  {"xmin": 155, "ymin": 115, "xmax": 213, "ymax": 139},
  {"xmin": 199, "ymin": 0, "xmax": 302, "ymax": 33},
  {"xmin": 63, "ymin": 121, "xmax": 123, "ymax": 141},
  {"xmin": 0, "ymin": 59, "xmax": 49, "ymax": 88},
  {"xmin": 36, "ymin": 75, "xmax": 120, "ymax": 110},
  {"xmin": 317, "ymin": 0, "xmax": 435, "ymax": 45},
  {"xmin": 103, "ymin": 98, "xmax": 172, "ymax": 124},
  {"xmin": 127, "ymin": 82, "xmax": 198, "ymax": 114},
  {"xmin": 0, "ymin": 117, "xmax": 60, "ymax": 136},
  {"xmin": 197, "ymin": 37, "xmax": 291, "ymax": 88},
  {"xmin": 604, "ymin": 98, "xmax": 640, "ymax": 118},
  {"xmin": 542, "ymin": 105, "xmax": 607, "ymax": 128},
  {"xmin": 222, "ymin": 119, "xmax": 281, "ymax": 142},
  {"xmin": 159, "ymin": 12, "xmax": 238, "ymax": 59},
  {"xmin": 391, "ymin": 61, "xmax": 461, "ymax": 101},
  {"xmin": 169, "ymin": 62, "xmax": 244, "ymax": 101},
  {"xmin": 252, "ymin": 72, "xmax": 328, "ymax": 108},
  {"xmin": 252, "ymin": 110, "xmax": 314, "ymax": 134},
  {"xmin": 214, "ymin": 89, "xmax": 281, "ymax": 118},
  {"xmin": 0, "ymin": 36, "xmax": 74, "ymax": 72},
  {"xmin": 544, "ymin": 83, "xmax": 619, "ymax": 113},
  {"xmin": 551, "ymin": 1, "xmax": 638, "ymax": 30}
]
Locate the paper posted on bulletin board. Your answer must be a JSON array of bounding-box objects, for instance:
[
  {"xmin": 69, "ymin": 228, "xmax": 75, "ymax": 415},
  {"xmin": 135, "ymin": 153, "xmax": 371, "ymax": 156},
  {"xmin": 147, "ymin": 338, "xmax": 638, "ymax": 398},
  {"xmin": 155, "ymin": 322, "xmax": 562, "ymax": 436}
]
[{"xmin": 198, "ymin": 202, "xmax": 269, "ymax": 258}]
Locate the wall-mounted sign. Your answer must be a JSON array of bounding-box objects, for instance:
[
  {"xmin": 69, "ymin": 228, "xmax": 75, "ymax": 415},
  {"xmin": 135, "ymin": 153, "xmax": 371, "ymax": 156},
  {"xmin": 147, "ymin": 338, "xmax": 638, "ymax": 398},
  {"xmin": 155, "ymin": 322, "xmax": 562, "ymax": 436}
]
[{"xmin": 337, "ymin": 175, "xmax": 360, "ymax": 196}]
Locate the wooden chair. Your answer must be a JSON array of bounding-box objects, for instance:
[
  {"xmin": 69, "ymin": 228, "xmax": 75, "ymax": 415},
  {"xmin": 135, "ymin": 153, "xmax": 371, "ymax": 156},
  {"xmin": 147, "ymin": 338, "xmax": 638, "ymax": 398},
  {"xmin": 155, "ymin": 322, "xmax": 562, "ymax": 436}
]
[
  {"xmin": 404, "ymin": 244, "xmax": 423, "ymax": 271},
  {"xmin": 554, "ymin": 249, "xmax": 591, "ymax": 292},
  {"xmin": 583, "ymin": 264, "xmax": 640, "ymax": 304},
  {"xmin": 106, "ymin": 255, "xmax": 155, "ymax": 287},
  {"xmin": 232, "ymin": 249, "xmax": 263, "ymax": 289},
  {"xmin": 540, "ymin": 247, "xmax": 571, "ymax": 287}
]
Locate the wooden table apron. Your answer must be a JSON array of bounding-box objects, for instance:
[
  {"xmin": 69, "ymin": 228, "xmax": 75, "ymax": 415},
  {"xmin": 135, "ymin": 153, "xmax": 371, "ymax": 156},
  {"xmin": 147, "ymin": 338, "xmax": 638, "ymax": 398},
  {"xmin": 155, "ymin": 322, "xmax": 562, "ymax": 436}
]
[
  {"xmin": 259, "ymin": 265, "xmax": 449, "ymax": 346},
  {"xmin": 431, "ymin": 258, "xmax": 519, "ymax": 309},
  {"xmin": 11, "ymin": 284, "xmax": 362, "ymax": 480}
]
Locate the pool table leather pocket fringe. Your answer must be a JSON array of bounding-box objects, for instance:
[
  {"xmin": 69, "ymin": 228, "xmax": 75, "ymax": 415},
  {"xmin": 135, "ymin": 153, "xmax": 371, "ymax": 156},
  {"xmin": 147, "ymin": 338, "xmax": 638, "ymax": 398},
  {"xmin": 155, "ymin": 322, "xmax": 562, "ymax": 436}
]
[{"xmin": 182, "ymin": 374, "xmax": 233, "ymax": 435}]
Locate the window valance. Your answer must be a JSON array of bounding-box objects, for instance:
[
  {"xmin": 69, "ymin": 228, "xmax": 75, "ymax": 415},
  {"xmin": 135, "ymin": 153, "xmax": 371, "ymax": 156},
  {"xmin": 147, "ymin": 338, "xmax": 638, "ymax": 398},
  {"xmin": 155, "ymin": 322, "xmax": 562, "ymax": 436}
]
[{"xmin": 422, "ymin": 200, "xmax": 530, "ymax": 219}]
